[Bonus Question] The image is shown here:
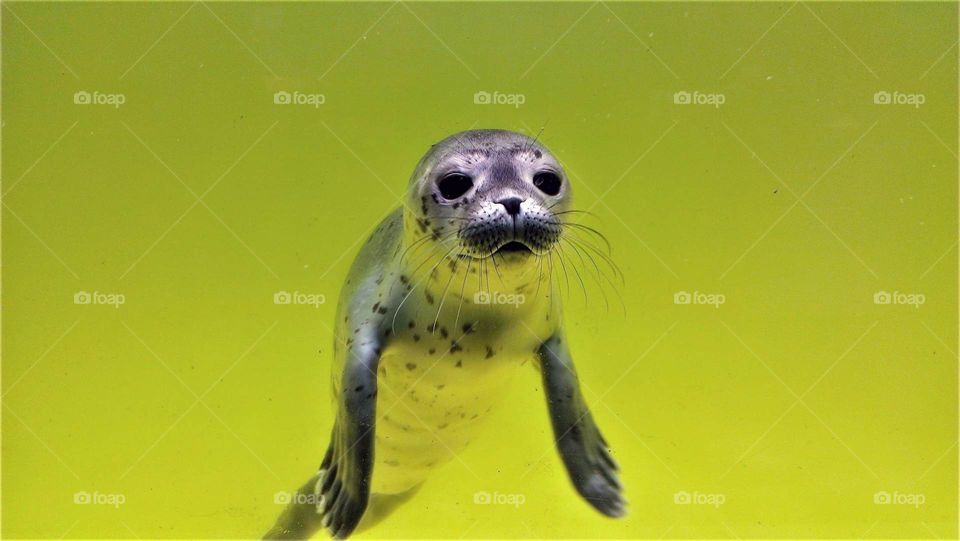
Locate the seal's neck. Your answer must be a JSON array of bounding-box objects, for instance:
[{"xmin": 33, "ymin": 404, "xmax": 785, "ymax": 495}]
[{"xmin": 400, "ymin": 249, "xmax": 556, "ymax": 319}]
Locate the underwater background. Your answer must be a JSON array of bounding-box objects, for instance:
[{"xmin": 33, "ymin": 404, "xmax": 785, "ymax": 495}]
[{"xmin": 2, "ymin": 2, "xmax": 957, "ymax": 538}]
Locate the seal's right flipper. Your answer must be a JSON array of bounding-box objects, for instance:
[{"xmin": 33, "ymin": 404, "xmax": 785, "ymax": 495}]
[
  {"xmin": 538, "ymin": 334, "xmax": 625, "ymax": 518},
  {"xmin": 266, "ymin": 337, "xmax": 381, "ymax": 540}
]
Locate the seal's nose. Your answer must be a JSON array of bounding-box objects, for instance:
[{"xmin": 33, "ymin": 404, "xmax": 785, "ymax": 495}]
[{"xmin": 496, "ymin": 197, "xmax": 524, "ymax": 216}]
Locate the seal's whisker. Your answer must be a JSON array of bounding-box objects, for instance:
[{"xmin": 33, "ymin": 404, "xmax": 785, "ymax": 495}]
[
  {"xmin": 453, "ymin": 255, "xmax": 472, "ymax": 333},
  {"xmin": 476, "ymin": 257, "xmax": 485, "ymax": 303},
  {"xmin": 402, "ymin": 242, "xmax": 457, "ymax": 332},
  {"xmin": 554, "ymin": 243, "xmax": 573, "ymax": 302},
  {"xmin": 566, "ymin": 237, "xmax": 623, "ymax": 296},
  {"xmin": 556, "ymin": 222, "xmax": 612, "ymax": 253},
  {"xmin": 402, "ymin": 241, "xmax": 455, "ymax": 291},
  {"xmin": 398, "ymin": 232, "xmax": 434, "ymax": 262},
  {"xmin": 557, "ymin": 242, "xmax": 590, "ymax": 307},
  {"xmin": 399, "ymin": 229, "xmax": 459, "ymax": 273},
  {"xmin": 547, "ymin": 250, "xmax": 558, "ymax": 312},
  {"xmin": 431, "ymin": 251, "xmax": 466, "ymax": 334},
  {"xmin": 562, "ymin": 231, "xmax": 624, "ymax": 285},
  {"xmin": 411, "ymin": 234, "xmax": 460, "ymax": 273},
  {"xmin": 561, "ymin": 234, "xmax": 621, "ymax": 295},
  {"xmin": 553, "ymin": 209, "xmax": 598, "ymax": 218},
  {"xmin": 489, "ymin": 251, "xmax": 505, "ymax": 284},
  {"xmin": 561, "ymin": 238, "xmax": 612, "ymax": 313},
  {"xmin": 560, "ymin": 236, "xmax": 625, "ymax": 315},
  {"xmin": 532, "ymin": 251, "xmax": 545, "ymax": 301},
  {"xmin": 392, "ymin": 243, "xmax": 461, "ymax": 334}
]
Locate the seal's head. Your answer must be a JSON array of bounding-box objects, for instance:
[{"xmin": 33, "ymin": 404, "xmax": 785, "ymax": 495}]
[{"xmin": 405, "ymin": 129, "xmax": 570, "ymax": 268}]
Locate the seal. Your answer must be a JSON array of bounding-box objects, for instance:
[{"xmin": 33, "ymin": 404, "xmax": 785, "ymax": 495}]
[{"xmin": 266, "ymin": 129, "xmax": 624, "ymax": 539}]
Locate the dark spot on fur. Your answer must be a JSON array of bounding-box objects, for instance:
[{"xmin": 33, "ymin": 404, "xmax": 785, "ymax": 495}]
[
  {"xmin": 456, "ymin": 360, "xmax": 462, "ymax": 367},
  {"xmin": 440, "ymin": 327, "xmax": 449, "ymax": 339},
  {"xmin": 463, "ymin": 322, "xmax": 476, "ymax": 334},
  {"xmin": 413, "ymin": 334, "xmax": 421, "ymax": 342},
  {"xmin": 450, "ymin": 341, "xmax": 463, "ymax": 353},
  {"xmin": 425, "ymin": 291, "xmax": 435, "ymax": 305},
  {"xmin": 406, "ymin": 362, "xmax": 417, "ymax": 371},
  {"xmin": 372, "ymin": 302, "xmax": 380, "ymax": 313},
  {"xmin": 378, "ymin": 306, "xmax": 387, "ymax": 314},
  {"xmin": 408, "ymin": 320, "xmax": 415, "ymax": 329},
  {"xmin": 435, "ymin": 384, "xmax": 445, "ymax": 390},
  {"xmin": 485, "ymin": 345, "xmax": 495, "ymax": 359},
  {"xmin": 428, "ymin": 348, "xmax": 436, "ymax": 355}
]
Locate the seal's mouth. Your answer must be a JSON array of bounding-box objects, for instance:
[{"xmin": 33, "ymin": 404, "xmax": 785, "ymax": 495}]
[{"xmin": 493, "ymin": 241, "xmax": 533, "ymax": 256}]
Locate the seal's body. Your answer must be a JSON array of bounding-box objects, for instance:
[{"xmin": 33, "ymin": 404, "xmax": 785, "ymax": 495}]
[
  {"xmin": 268, "ymin": 130, "xmax": 623, "ymax": 539},
  {"xmin": 335, "ymin": 210, "xmax": 556, "ymax": 496}
]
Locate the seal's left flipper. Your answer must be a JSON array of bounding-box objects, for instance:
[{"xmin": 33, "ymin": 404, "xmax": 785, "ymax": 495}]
[
  {"xmin": 266, "ymin": 336, "xmax": 380, "ymax": 540},
  {"xmin": 538, "ymin": 334, "xmax": 625, "ymax": 518},
  {"xmin": 317, "ymin": 338, "xmax": 381, "ymax": 539}
]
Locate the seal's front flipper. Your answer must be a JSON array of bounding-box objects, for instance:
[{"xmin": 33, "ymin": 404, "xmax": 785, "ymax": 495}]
[
  {"xmin": 538, "ymin": 334, "xmax": 625, "ymax": 518},
  {"xmin": 318, "ymin": 340, "xmax": 380, "ymax": 539},
  {"xmin": 266, "ymin": 338, "xmax": 380, "ymax": 540}
]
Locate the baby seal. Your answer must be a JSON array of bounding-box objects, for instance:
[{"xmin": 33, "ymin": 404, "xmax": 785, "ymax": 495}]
[{"xmin": 266, "ymin": 129, "xmax": 624, "ymax": 539}]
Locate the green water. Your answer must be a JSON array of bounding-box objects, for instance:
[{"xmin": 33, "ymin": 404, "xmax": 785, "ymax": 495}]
[{"xmin": 2, "ymin": 2, "xmax": 957, "ymax": 539}]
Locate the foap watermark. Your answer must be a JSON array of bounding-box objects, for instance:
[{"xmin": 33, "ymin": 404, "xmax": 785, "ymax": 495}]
[
  {"xmin": 673, "ymin": 90, "xmax": 725, "ymax": 108},
  {"xmin": 74, "ymin": 90, "xmax": 126, "ymax": 108},
  {"xmin": 873, "ymin": 91, "xmax": 925, "ymax": 108},
  {"xmin": 274, "ymin": 290, "xmax": 326, "ymax": 308},
  {"xmin": 473, "ymin": 490, "xmax": 525, "ymax": 508},
  {"xmin": 274, "ymin": 90, "xmax": 326, "ymax": 108},
  {"xmin": 74, "ymin": 491, "xmax": 126, "ymax": 508},
  {"xmin": 874, "ymin": 491, "xmax": 925, "ymax": 508},
  {"xmin": 473, "ymin": 90, "xmax": 526, "ymax": 108},
  {"xmin": 873, "ymin": 290, "xmax": 925, "ymax": 307},
  {"xmin": 674, "ymin": 490, "xmax": 726, "ymax": 508},
  {"xmin": 74, "ymin": 290, "xmax": 126, "ymax": 308},
  {"xmin": 273, "ymin": 491, "xmax": 322, "ymax": 506},
  {"xmin": 674, "ymin": 290, "xmax": 725, "ymax": 308},
  {"xmin": 474, "ymin": 291, "xmax": 525, "ymax": 307}
]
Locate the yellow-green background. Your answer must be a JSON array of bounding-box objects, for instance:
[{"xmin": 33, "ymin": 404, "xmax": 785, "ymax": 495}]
[{"xmin": 2, "ymin": 2, "xmax": 957, "ymax": 539}]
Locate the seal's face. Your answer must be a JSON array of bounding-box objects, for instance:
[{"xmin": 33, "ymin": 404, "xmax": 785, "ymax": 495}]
[{"xmin": 407, "ymin": 130, "xmax": 570, "ymax": 266}]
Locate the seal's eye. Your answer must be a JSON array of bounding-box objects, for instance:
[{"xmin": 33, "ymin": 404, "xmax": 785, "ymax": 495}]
[
  {"xmin": 533, "ymin": 172, "xmax": 562, "ymax": 196},
  {"xmin": 437, "ymin": 173, "xmax": 473, "ymax": 200}
]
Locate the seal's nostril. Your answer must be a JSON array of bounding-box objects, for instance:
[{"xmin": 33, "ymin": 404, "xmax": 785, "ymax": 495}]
[{"xmin": 496, "ymin": 197, "xmax": 524, "ymax": 216}]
